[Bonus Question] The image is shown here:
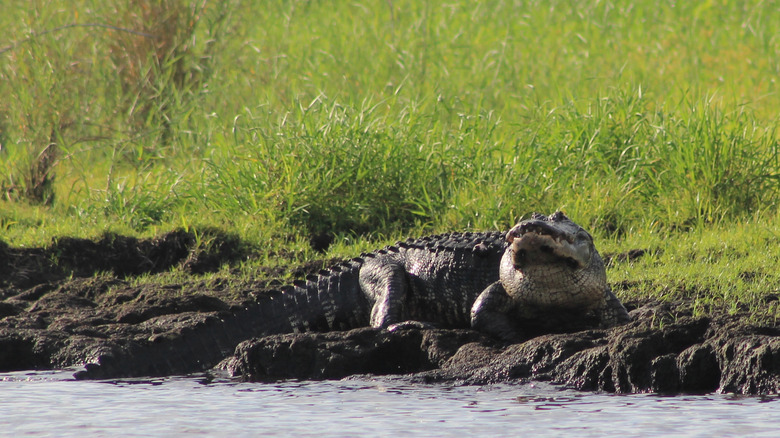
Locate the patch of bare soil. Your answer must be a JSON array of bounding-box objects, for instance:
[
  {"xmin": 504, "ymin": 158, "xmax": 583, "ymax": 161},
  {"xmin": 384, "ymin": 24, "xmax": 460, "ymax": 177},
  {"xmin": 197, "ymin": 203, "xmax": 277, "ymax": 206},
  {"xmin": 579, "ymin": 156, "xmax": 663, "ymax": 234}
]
[{"xmin": 0, "ymin": 230, "xmax": 330, "ymax": 376}]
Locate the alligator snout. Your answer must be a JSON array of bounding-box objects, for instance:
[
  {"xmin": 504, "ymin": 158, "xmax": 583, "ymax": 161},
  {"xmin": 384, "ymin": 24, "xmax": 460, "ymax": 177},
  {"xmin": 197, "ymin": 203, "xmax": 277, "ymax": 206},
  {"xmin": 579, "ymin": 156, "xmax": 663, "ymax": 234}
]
[{"xmin": 506, "ymin": 220, "xmax": 574, "ymax": 244}]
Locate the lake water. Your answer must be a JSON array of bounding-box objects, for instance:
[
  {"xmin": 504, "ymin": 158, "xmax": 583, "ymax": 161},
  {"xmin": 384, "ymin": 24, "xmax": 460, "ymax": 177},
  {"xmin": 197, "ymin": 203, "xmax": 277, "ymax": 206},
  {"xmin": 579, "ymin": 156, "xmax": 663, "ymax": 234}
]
[{"xmin": 2, "ymin": 369, "xmax": 779, "ymax": 437}]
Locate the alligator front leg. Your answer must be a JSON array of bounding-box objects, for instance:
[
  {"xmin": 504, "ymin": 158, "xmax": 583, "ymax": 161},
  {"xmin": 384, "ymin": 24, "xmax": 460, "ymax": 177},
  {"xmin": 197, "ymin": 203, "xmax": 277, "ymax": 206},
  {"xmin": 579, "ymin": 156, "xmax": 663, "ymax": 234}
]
[
  {"xmin": 358, "ymin": 257, "xmax": 410, "ymax": 327},
  {"xmin": 599, "ymin": 288, "xmax": 631, "ymax": 327},
  {"xmin": 471, "ymin": 282, "xmax": 520, "ymax": 341}
]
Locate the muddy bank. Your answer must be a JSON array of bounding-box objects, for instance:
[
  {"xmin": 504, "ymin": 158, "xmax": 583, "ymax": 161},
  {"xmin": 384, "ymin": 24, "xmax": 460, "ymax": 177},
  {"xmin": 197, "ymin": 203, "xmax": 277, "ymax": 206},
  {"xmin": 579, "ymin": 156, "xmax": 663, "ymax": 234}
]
[
  {"xmin": 0, "ymin": 230, "xmax": 328, "ymax": 377},
  {"xmin": 224, "ymin": 304, "xmax": 780, "ymax": 394},
  {"xmin": 1, "ymin": 231, "xmax": 779, "ymax": 394}
]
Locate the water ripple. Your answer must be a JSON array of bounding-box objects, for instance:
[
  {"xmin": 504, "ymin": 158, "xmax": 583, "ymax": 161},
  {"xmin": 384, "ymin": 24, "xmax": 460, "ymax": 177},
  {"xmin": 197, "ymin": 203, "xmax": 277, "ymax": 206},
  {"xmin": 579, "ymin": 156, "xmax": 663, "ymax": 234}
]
[{"xmin": 2, "ymin": 370, "xmax": 779, "ymax": 437}]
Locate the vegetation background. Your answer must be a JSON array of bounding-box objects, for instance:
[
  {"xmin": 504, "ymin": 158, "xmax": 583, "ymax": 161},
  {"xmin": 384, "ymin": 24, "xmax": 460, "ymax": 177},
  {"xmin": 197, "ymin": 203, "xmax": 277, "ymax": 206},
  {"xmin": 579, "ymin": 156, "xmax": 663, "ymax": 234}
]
[{"xmin": 1, "ymin": 0, "xmax": 779, "ymax": 321}]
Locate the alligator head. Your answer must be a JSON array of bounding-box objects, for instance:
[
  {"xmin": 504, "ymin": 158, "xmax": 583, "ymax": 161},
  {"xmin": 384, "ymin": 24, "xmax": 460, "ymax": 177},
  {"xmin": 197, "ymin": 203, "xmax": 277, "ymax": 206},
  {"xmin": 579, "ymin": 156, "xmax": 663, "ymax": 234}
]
[
  {"xmin": 506, "ymin": 211, "xmax": 594, "ymax": 270},
  {"xmin": 500, "ymin": 211, "xmax": 607, "ymax": 310}
]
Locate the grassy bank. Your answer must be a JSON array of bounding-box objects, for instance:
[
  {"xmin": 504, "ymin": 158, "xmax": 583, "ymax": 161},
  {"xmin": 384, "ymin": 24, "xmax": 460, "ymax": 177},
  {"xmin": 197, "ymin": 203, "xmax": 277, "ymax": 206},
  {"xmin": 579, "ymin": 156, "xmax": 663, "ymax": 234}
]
[{"xmin": 1, "ymin": 1, "xmax": 779, "ymax": 320}]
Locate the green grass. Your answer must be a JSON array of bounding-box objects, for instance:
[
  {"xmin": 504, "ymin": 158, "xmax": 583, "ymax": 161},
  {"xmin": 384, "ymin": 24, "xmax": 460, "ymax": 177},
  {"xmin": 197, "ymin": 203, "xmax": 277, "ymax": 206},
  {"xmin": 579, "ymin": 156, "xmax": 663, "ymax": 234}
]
[
  {"xmin": 1, "ymin": 1, "xmax": 780, "ymax": 320},
  {"xmin": 601, "ymin": 215, "xmax": 780, "ymax": 324}
]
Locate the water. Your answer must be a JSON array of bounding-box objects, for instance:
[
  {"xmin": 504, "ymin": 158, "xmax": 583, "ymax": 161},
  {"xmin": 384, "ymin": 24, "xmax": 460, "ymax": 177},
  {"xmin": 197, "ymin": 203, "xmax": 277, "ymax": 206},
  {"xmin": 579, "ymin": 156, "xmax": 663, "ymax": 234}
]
[{"xmin": 2, "ymin": 370, "xmax": 779, "ymax": 437}]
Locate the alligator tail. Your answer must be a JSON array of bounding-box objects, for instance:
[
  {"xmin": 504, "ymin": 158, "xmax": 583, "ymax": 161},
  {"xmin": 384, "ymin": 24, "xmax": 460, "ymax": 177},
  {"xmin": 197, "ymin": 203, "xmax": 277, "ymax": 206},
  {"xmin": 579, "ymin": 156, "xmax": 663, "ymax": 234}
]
[{"xmin": 73, "ymin": 258, "xmax": 370, "ymax": 379}]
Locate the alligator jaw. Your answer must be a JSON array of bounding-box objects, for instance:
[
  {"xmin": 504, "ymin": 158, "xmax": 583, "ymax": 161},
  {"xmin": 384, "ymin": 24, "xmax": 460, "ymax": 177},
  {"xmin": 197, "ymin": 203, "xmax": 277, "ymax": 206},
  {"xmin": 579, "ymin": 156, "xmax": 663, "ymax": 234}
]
[{"xmin": 506, "ymin": 212, "xmax": 592, "ymax": 270}]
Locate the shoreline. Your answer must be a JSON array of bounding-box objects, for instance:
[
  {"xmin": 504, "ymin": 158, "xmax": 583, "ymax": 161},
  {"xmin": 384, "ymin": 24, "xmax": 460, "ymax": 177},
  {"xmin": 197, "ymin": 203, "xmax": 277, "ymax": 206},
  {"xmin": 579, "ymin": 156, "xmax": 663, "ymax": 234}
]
[{"xmin": 1, "ymin": 232, "xmax": 779, "ymax": 394}]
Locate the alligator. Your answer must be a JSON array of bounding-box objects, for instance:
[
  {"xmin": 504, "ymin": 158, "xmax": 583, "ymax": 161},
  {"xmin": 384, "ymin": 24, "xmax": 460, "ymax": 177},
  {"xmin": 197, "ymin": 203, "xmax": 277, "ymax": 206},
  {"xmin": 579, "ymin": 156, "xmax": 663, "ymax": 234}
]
[{"xmin": 75, "ymin": 211, "xmax": 630, "ymax": 379}]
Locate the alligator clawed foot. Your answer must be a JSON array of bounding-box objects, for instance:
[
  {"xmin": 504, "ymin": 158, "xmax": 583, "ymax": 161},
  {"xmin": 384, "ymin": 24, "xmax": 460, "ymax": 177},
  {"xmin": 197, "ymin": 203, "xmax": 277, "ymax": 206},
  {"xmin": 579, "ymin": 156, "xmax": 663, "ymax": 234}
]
[{"xmin": 387, "ymin": 320, "xmax": 438, "ymax": 332}]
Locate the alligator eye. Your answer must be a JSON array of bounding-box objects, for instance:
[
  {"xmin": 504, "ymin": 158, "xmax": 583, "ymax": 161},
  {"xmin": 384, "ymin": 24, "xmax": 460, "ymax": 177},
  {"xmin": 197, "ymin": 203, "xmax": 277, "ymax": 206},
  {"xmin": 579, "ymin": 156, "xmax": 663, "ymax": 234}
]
[{"xmin": 550, "ymin": 211, "xmax": 567, "ymax": 221}]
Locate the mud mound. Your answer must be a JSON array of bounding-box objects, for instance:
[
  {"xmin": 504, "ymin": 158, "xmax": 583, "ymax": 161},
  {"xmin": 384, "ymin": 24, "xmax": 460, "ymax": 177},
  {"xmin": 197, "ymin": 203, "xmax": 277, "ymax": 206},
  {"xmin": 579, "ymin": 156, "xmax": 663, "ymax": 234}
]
[
  {"xmin": 225, "ymin": 303, "xmax": 780, "ymax": 394},
  {"xmin": 0, "ymin": 230, "xmax": 336, "ymax": 379},
  {"xmin": 0, "ymin": 229, "xmax": 247, "ymax": 290},
  {"xmin": 224, "ymin": 328, "xmax": 493, "ymax": 381}
]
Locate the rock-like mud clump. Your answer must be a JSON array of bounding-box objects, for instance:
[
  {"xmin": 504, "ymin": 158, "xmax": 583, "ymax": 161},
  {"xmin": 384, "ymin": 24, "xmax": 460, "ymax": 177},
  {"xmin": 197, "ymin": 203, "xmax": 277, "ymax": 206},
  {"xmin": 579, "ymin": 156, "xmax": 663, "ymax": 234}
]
[{"xmin": 2, "ymin": 231, "xmax": 779, "ymax": 394}]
